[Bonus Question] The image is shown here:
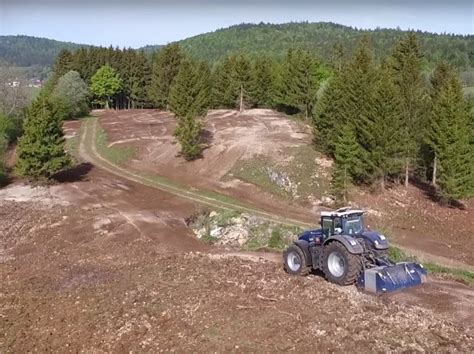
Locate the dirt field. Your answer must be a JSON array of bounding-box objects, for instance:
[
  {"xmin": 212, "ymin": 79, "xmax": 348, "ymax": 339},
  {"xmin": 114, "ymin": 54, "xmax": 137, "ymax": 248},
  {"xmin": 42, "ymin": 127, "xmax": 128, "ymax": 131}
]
[
  {"xmin": 1, "ymin": 110, "xmax": 473, "ymax": 351},
  {"xmin": 1, "ymin": 167, "xmax": 473, "ymax": 351},
  {"xmin": 98, "ymin": 109, "xmax": 474, "ymax": 268}
]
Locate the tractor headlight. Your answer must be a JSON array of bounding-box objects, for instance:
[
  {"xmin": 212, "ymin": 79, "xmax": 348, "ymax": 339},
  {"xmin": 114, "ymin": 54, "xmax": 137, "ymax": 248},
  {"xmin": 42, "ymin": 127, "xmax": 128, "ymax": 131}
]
[
  {"xmin": 374, "ymin": 240, "xmax": 379, "ymax": 247},
  {"xmin": 379, "ymin": 234, "xmax": 386, "ymax": 241}
]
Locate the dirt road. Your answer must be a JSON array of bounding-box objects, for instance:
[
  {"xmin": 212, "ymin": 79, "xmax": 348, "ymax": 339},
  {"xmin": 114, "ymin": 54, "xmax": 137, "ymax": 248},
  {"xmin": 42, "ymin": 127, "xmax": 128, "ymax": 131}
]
[{"xmin": 1, "ymin": 113, "xmax": 473, "ymax": 351}]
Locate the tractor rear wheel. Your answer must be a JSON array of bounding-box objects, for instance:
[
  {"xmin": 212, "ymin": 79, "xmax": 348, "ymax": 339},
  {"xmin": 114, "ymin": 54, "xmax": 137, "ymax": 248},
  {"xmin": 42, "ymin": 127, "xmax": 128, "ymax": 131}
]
[
  {"xmin": 322, "ymin": 241, "xmax": 362, "ymax": 285},
  {"xmin": 283, "ymin": 245, "xmax": 311, "ymax": 276}
]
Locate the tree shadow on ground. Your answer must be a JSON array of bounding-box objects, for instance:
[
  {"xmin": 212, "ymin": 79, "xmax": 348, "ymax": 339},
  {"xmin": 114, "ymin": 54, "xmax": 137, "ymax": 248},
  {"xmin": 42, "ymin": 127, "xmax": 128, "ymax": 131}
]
[
  {"xmin": 53, "ymin": 162, "xmax": 94, "ymax": 183},
  {"xmin": 411, "ymin": 178, "xmax": 466, "ymax": 210},
  {"xmin": 200, "ymin": 129, "xmax": 214, "ymax": 153}
]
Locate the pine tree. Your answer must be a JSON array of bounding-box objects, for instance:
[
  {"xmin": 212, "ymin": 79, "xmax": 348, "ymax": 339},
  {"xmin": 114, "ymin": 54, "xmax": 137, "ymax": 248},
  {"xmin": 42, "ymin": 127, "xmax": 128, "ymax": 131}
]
[
  {"xmin": 169, "ymin": 59, "xmax": 210, "ymax": 119},
  {"xmin": 331, "ymin": 124, "xmax": 363, "ymax": 203},
  {"xmin": 211, "ymin": 56, "xmax": 236, "ymax": 108},
  {"xmin": 174, "ymin": 113, "xmax": 203, "ymax": 161},
  {"xmin": 390, "ymin": 33, "xmax": 428, "ymax": 187},
  {"xmin": 428, "ymin": 61, "xmax": 452, "ymax": 185},
  {"xmin": 149, "ymin": 44, "xmax": 184, "ymax": 109},
  {"xmin": 283, "ymin": 48, "xmax": 319, "ymax": 119},
  {"xmin": 16, "ymin": 98, "xmax": 71, "ymax": 181},
  {"xmin": 312, "ymin": 71, "xmax": 347, "ymax": 154},
  {"xmin": 429, "ymin": 71, "xmax": 474, "ymax": 201},
  {"xmin": 364, "ymin": 62, "xmax": 404, "ymax": 189},
  {"xmin": 231, "ymin": 54, "xmax": 252, "ymax": 112},
  {"xmin": 89, "ymin": 65, "xmax": 122, "ymax": 109},
  {"xmin": 250, "ymin": 56, "xmax": 275, "ymax": 107}
]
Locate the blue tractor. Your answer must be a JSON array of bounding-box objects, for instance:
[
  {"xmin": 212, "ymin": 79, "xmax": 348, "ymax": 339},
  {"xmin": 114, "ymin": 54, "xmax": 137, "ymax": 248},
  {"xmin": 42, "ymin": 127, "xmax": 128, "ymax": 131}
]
[{"xmin": 283, "ymin": 207, "xmax": 427, "ymax": 293}]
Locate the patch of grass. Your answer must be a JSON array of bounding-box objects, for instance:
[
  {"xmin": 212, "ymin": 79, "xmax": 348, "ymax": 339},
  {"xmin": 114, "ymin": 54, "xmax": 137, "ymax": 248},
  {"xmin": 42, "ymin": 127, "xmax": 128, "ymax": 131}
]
[
  {"xmin": 95, "ymin": 127, "xmax": 136, "ymax": 166},
  {"xmin": 229, "ymin": 156, "xmax": 291, "ymax": 200},
  {"xmin": 214, "ymin": 210, "xmax": 240, "ymax": 227},
  {"xmin": 226, "ymin": 145, "xmax": 331, "ymax": 202},
  {"xmin": 268, "ymin": 229, "xmax": 286, "ymax": 249},
  {"xmin": 244, "ymin": 222, "xmax": 302, "ymax": 251},
  {"xmin": 388, "ymin": 246, "xmax": 474, "ymax": 285},
  {"xmin": 201, "ymin": 233, "xmax": 218, "ymax": 245}
]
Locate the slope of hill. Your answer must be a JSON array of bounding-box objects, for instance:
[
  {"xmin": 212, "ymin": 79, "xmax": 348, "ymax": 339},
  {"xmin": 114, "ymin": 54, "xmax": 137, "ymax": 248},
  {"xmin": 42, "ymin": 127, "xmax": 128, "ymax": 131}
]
[
  {"xmin": 1, "ymin": 22, "xmax": 472, "ymax": 72},
  {"xmin": 171, "ymin": 22, "xmax": 473, "ymax": 68},
  {"xmin": 0, "ymin": 35, "xmax": 86, "ymax": 67}
]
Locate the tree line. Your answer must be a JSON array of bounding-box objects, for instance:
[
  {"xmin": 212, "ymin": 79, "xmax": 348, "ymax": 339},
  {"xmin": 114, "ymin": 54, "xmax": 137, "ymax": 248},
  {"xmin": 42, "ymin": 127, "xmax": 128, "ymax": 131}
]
[{"xmin": 5, "ymin": 32, "xmax": 473, "ymax": 204}]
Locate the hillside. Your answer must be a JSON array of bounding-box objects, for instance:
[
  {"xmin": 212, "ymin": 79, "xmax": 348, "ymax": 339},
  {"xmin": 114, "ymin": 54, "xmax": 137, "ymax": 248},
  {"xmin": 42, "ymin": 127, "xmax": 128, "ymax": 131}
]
[
  {"xmin": 1, "ymin": 22, "xmax": 473, "ymax": 71},
  {"xmin": 0, "ymin": 35, "xmax": 86, "ymax": 67},
  {"xmin": 173, "ymin": 22, "xmax": 473, "ymax": 69}
]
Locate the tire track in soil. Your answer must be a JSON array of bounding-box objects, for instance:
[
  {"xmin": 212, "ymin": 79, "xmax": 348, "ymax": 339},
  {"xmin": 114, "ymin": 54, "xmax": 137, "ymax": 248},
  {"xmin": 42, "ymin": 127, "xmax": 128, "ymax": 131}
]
[{"xmin": 80, "ymin": 115, "xmax": 474, "ymax": 272}]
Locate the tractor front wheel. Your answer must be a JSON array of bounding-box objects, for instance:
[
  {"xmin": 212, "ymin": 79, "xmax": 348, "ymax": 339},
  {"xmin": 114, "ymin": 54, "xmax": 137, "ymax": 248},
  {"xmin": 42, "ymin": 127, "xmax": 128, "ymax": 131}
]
[
  {"xmin": 322, "ymin": 241, "xmax": 362, "ymax": 285},
  {"xmin": 283, "ymin": 245, "xmax": 311, "ymax": 276}
]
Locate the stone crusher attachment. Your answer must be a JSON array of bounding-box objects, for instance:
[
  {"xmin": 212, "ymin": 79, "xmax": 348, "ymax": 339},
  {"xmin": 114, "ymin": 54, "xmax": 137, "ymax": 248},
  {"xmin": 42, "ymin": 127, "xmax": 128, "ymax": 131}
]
[{"xmin": 283, "ymin": 207, "xmax": 427, "ymax": 294}]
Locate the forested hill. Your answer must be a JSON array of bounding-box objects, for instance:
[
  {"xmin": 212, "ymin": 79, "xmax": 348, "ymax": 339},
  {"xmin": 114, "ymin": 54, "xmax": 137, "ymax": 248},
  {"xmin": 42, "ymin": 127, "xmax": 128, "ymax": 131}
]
[
  {"xmin": 0, "ymin": 35, "xmax": 86, "ymax": 67},
  {"xmin": 1, "ymin": 22, "xmax": 473, "ymax": 70},
  {"xmin": 170, "ymin": 22, "xmax": 473, "ymax": 69}
]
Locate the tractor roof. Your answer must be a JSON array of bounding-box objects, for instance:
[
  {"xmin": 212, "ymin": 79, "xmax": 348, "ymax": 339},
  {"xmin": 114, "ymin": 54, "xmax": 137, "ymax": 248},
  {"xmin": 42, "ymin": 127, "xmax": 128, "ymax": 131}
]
[{"xmin": 320, "ymin": 207, "xmax": 365, "ymax": 218}]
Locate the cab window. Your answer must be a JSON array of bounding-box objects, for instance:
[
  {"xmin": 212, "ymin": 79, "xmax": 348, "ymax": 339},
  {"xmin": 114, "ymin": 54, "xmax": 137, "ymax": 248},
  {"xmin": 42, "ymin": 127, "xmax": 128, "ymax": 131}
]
[{"xmin": 321, "ymin": 217, "xmax": 333, "ymax": 237}]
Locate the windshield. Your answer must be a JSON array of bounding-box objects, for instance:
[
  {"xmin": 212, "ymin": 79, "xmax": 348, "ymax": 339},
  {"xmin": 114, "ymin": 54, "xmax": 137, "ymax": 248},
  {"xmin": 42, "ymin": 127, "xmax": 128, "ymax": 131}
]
[{"xmin": 343, "ymin": 215, "xmax": 364, "ymax": 235}]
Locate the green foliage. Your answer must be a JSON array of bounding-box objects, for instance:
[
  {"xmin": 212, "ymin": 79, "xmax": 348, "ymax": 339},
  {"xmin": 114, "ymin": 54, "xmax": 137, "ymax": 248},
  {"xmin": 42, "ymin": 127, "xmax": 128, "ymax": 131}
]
[
  {"xmin": 15, "ymin": 98, "xmax": 71, "ymax": 180},
  {"xmin": 268, "ymin": 229, "xmax": 286, "ymax": 249},
  {"xmin": 390, "ymin": 33, "xmax": 428, "ymax": 186},
  {"xmin": 96, "ymin": 127, "xmax": 136, "ymax": 166},
  {"xmin": 169, "ymin": 59, "xmax": 210, "ymax": 118},
  {"xmin": 211, "ymin": 56, "xmax": 236, "ymax": 108},
  {"xmin": 90, "ymin": 65, "xmax": 122, "ymax": 109},
  {"xmin": 0, "ymin": 35, "xmax": 84, "ymax": 67},
  {"xmin": 148, "ymin": 22, "xmax": 474, "ymax": 71},
  {"xmin": 280, "ymin": 48, "xmax": 320, "ymax": 118},
  {"xmin": 51, "ymin": 70, "xmax": 89, "ymax": 120},
  {"xmin": 331, "ymin": 125, "xmax": 362, "ymax": 203},
  {"xmin": 250, "ymin": 56, "xmax": 275, "ymax": 107},
  {"xmin": 363, "ymin": 62, "xmax": 404, "ymax": 188},
  {"xmin": 149, "ymin": 44, "xmax": 184, "ymax": 109},
  {"xmin": 429, "ymin": 70, "xmax": 474, "ymax": 201},
  {"xmin": 175, "ymin": 114, "xmax": 203, "ymax": 161}
]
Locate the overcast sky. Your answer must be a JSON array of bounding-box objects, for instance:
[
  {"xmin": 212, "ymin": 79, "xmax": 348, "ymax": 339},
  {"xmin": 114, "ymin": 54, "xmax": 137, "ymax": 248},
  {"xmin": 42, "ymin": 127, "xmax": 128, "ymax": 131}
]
[{"xmin": 1, "ymin": 0, "xmax": 473, "ymax": 47}]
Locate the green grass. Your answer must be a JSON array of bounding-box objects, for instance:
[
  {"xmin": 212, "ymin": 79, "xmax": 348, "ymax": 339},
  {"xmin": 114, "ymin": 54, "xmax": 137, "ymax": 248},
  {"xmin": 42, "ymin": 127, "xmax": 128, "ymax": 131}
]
[
  {"xmin": 95, "ymin": 127, "xmax": 136, "ymax": 166},
  {"xmin": 227, "ymin": 145, "xmax": 331, "ymax": 202},
  {"xmin": 228, "ymin": 156, "xmax": 291, "ymax": 199},
  {"xmin": 388, "ymin": 246, "xmax": 474, "ymax": 285}
]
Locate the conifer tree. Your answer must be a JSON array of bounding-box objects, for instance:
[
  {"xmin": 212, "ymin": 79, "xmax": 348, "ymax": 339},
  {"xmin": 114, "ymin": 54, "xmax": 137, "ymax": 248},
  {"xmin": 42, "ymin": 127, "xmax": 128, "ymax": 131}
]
[
  {"xmin": 283, "ymin": 48, "xmax": 319, "ymax": 119},
  {"xmin": 231, "ymin": 54, "xmax": 252, "ymax": 112},
  {"xmin": 16, "ymin": 98, "xmax": 71, "ymax": 181},
  {"xmin": 169, "ymin": 59, "xmax": 210, "ymax": 118},
  {"xmin": 149, "ymin": 44, "xmax": 184, "ymax": 109},
  {"xmin": 331, "ymin": 124, "xmax": 363, "ymax": 203},
  {"xmin": 174, "ymin": 113, "xmax": 203, "ymax": 161},
  {"xmin": 428, "ymin": 61, "xmax": 452, "ymax": 185},
  {"xmin": 169, "ymin": 59, "xmax": 210, "ymax": 160},
  {"xmin": 390, "ymin": 33, "xmax": 428, "ymax": 187},
  {"xmin": 250, "ymin": 56, "xmax": 275, "ymax": 107},
  {"xmin": 211, "ymin": 56, "xmax": 236, "ymax": 108},
  {"xmin": 364, "ymin": 62, "xmax": 404, "ymax": 189},
  {"xmin": 429, "ymin": 71, "xmax": 473, "ymax": 201},
  {"xmin": 90, "ymin": 65, "xmax": 122, "ymax": 109}
]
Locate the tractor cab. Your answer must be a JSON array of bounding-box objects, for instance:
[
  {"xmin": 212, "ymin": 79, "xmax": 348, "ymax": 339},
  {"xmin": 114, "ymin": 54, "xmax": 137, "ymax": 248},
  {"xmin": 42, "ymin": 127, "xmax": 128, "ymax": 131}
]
[{"xmin": 320, "ymin": 207, "xmax": 365, "ymax": 239}]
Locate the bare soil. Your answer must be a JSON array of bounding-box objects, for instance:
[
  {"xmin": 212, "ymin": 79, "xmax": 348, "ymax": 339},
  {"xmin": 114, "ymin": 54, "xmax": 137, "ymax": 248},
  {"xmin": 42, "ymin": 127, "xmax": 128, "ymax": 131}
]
[
  {"xmin": 1, "ymin": 111, "xmax": 473, "ymax": 351},
  {"xmin": 98, "ymin": 109, "xmax": 474, "ymax": 268},
  {"xmin": 1, "ymin": 168, "xmax": 473, "ymax": 351}
]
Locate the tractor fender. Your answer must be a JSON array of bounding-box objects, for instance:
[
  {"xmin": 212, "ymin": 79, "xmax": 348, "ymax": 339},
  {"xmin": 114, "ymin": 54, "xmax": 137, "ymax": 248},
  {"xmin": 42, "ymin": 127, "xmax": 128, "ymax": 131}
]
[
  {"xmin": 323, "ymin": 235, "xmax": 363, "ymax": 254},
  {"xmin": 293, "ymin": 240, "xmax": 312, "ymax": 266}
]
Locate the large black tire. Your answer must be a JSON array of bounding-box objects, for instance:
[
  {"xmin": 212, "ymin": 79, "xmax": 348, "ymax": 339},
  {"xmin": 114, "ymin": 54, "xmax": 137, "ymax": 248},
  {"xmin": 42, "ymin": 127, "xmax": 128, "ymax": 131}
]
[
  {"xmin": 283, "ymin": 245, "xmax": 311, "ymax": 276},
  {"xmin": 322, "ymin": 241, "xmax": 362, "ymax": 285}
]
